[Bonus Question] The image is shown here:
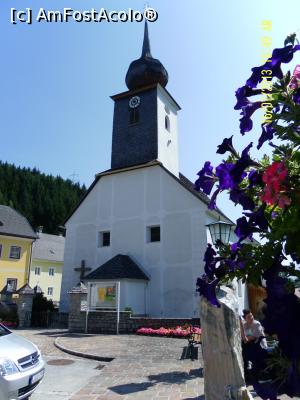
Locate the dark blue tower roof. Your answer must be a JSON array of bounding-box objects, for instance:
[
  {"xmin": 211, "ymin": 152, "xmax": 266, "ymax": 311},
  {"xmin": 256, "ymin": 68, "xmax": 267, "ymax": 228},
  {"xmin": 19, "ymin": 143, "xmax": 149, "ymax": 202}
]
[{"xmin": 125, "ymin": 21, "xmax": 168, "ymax": 90}]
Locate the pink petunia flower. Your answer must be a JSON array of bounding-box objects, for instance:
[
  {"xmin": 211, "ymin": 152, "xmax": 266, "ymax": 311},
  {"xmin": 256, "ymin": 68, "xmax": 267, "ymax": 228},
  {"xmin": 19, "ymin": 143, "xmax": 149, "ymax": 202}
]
[{"xmin": 289, "ymin": 64, "xmax": 300, "ymax": 90}]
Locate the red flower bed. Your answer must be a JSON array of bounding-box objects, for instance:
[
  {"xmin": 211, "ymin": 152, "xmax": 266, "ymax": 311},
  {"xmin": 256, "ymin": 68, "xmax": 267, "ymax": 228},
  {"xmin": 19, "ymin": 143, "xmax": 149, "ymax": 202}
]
[
  {"xmin": 1, "ymin": 321, "xmax": 17, "ymax": 328},
  {"xmin": 136, "ymin": 325, "xmax": 201, "ymax": 338}
]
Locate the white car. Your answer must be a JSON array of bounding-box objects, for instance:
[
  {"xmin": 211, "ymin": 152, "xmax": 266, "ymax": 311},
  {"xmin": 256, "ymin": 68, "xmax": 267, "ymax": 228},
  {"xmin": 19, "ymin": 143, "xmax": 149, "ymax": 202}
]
[{"xmin": 0, "ymin": 323, "xmax": 45, "ymax": 400}]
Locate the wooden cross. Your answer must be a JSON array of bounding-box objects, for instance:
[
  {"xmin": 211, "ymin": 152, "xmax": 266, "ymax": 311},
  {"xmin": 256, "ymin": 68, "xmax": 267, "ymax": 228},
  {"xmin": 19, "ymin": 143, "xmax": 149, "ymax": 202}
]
[{"xmin": 74, "ymin": 260, "xmax": 91, "ymax": 280}]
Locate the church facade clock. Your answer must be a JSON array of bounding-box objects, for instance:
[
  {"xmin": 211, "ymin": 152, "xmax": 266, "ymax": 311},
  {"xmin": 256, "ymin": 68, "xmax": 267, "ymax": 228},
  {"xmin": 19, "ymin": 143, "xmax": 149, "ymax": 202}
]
[
  {"xmin": 129, "ymin": 96, "xmax": 140, "ymax": 108},
  {"xmin": 110, "ymin": 19, "xmax": 180, "ymax": 176}
]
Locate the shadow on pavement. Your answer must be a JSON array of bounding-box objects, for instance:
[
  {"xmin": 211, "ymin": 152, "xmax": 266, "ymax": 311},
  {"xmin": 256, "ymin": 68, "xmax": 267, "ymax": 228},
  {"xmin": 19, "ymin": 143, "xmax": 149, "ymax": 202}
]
[
  {"xmin": 109, "ymin": 367, "xmax": 204, "ymax": 396},
  {"xmin": 148, "ymin": 368, "xmax": 203, "ymax": 384},
  {"xmin": 109, "ymin": 382, "xmax": 153, "ymax": 395}
]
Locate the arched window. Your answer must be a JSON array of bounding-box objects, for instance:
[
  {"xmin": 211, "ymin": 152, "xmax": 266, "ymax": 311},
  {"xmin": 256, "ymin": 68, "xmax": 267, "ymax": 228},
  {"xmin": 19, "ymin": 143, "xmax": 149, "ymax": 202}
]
[{"xmin": 165, "ymin": 115, "xmax": 170, "ymax": 131}]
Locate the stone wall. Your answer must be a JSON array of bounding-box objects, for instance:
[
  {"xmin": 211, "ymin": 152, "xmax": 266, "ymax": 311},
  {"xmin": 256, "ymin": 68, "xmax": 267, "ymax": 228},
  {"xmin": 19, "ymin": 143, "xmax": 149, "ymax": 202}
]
[
  {"xmin": 69, "ymin": 310, "xmax": 200, "ymax": 334},
  {"xmin": 68, "ymin": 286, "xmax": 200, "ymax": 333}
]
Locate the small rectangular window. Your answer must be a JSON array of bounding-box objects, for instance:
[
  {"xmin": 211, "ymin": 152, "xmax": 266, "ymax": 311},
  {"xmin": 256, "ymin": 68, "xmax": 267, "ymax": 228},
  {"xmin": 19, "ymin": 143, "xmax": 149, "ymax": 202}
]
[
  {"xmin": 98, "ymin": 231, "xmax": 110, "ymax": 247},
  {"xmin": 35, "ymin": 267, "xmax": 41, "ymax": 276},
  {"xmin": 7, "ymin": 278, "xmax": 17, "ymax": 291},
  {"xmin": 147, "ymin": 226, "xmax": 160, "ymax": 243},
  {"xmin": 9, "ymin": 246, "xmax": 21, "ymax": 259},
  {"xmin": 49, "ymin": 267, "xmax": 55, "ymax": 276},
  {"xmin": 47, "ymin": 287, "xmax": 53, "ymax": 296}
]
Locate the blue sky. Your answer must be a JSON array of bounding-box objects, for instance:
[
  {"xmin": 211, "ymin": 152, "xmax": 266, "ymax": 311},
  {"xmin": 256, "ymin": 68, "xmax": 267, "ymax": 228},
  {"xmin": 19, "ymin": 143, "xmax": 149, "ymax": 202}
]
[{"xmin": 1, "ymin": 0, "xmax": 300, "ymax": 222}]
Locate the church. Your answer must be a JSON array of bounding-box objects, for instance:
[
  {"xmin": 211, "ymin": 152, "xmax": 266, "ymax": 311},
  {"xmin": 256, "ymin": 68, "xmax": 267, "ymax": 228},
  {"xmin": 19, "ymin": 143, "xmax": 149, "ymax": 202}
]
[{"xmin": 60, "ymin": 22, "xmax": 241, "ymax": 318}]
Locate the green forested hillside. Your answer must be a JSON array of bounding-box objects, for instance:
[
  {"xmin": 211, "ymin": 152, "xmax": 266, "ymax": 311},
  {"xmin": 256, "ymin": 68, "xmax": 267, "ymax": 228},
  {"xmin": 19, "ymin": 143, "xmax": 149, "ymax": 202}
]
[{"xmin": 0, "ymin": 161, "xmax": 86, "ymax": 234}]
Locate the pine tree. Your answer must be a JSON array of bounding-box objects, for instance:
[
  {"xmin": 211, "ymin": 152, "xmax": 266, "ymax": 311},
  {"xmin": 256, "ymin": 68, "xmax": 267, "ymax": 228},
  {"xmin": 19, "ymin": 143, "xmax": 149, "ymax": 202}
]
[{"xmin": 0, "ymin": 161, "xmax": 86, "ymax": 234}]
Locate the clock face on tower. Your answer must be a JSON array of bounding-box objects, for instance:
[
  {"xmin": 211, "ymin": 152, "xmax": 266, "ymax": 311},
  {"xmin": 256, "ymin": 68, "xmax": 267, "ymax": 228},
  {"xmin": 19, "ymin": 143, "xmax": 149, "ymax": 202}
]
[{"xmin": 129, "ymin": 96, "xmax": 140, "ymax": 109}]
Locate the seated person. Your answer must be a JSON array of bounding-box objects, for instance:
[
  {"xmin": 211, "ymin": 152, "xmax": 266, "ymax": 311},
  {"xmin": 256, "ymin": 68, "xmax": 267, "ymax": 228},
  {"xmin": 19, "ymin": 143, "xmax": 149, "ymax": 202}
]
[
  {"xmin": 240, "ymin": 309, "xmax": 268, "ymax": 380},
  {"xmin": 241, "ymin": 309, "xmax": 268, "ymax": 349}
]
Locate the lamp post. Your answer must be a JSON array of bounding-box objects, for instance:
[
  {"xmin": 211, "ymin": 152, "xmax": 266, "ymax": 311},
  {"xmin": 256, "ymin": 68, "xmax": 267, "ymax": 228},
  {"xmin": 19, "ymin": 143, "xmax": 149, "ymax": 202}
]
[{"xmin": 206, "ymin": 219, "xmax": 234, "ymax": 246}]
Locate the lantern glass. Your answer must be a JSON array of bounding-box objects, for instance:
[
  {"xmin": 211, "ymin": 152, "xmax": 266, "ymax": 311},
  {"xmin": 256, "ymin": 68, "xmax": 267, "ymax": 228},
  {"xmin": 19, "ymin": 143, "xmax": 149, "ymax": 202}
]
[{"xmin": 206, "ymin": 220, "xmax": 233, "ymax": 245}]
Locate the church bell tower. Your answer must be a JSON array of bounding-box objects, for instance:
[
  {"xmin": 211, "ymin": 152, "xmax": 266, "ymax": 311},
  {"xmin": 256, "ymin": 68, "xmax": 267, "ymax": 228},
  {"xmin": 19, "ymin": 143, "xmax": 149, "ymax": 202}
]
[{"xmin": 110, "ymin": 22, "xmax": 181, "ymax": 177}]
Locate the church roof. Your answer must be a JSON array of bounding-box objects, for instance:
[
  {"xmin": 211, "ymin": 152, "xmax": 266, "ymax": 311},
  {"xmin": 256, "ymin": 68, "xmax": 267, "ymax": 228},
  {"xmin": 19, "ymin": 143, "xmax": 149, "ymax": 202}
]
[
  {"xmin": 63, "ymin": 161, "xmax": 233, "ymax": 225},
  {"xmin": 0, "ymin": 205, "xmax": 37, "ymax": 240},
  {"xmin": 125, "ymin": 21, "xmax": 168, "ymax": 90},
  {"xmin": 84, "ymin": 254, "xmax": 149, "ymax": 281}
]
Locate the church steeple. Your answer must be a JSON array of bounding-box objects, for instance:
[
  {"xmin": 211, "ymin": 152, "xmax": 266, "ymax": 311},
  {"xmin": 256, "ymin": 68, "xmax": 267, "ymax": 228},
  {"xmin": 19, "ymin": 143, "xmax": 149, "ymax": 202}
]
[
  {"xmin": 141, "ymin": 20, "xmax": 152, "ymax": 58},
  {"xmin": 111, "ymin": 22, "xmax": 180, "ymax": 177},
  {"xmin": 125, "ymin": 21, "xmax": 168, "ymax": 90}
]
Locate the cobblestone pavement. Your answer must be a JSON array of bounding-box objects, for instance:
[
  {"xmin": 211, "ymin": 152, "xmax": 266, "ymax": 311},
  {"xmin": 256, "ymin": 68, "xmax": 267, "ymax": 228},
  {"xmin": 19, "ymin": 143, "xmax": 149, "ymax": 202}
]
[
  {"xmin": 12, "ymin": 328, "xmax": 71, "ymax": 357},
  {"xmin": 14, "ymin": 330, "xmax": 292, "ymax": 400},
  {"xmin": 58, "ymin": 334, "xmax": 204, "ymax": 400}
]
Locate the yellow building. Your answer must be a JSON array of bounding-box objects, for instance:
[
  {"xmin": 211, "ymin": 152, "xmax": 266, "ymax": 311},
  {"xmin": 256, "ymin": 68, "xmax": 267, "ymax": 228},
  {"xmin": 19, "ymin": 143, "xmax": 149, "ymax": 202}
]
[
  {"xmin": 0, "ymin": 205, "xmax": 37, "ymax": 291},
  {"xmin": 29, "ymin": 229, "xmax": 65, "ymax": 306}
]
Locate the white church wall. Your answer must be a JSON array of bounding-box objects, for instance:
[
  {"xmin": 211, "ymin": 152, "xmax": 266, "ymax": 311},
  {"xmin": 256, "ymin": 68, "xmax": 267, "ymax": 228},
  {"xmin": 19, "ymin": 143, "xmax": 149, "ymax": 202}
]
[
  {"xmin": 60, "ymin": 164, "xmax": 210, "ymax": 317},
  {"xmin": 60, "ymin": 225, "xmax": 77, "ymax": 312},
  {"xmin": 124, "ymin": 280, "xmax": 147, "ymax": 315},
  {"xmin": 69, "ymin": 184, "xmax": 98, "ymax": 224}
]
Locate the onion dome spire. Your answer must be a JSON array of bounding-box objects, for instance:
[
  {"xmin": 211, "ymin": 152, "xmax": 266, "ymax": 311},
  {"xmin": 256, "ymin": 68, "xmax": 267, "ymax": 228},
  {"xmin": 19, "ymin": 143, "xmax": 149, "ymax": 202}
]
[{"xmin": 125, "ymin": 21, "xmax": 168, "ymax": 90}]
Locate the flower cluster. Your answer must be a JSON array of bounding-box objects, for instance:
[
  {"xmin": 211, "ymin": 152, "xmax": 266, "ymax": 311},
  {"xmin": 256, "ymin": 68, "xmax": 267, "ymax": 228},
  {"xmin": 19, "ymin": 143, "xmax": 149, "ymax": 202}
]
[
  {"xmin": 261, "ymin": 161, "xmax": 291, "ymax": 208},
  {"xmin": 289, "ymin": 64, "xmax": 300, "ymax": 89},
  {"xmin": 195, "ymin": 37, "xmax": 300, "ymax": 398},
  {"xmin": 195, "ymin": 140, "xmax": 256, "ymax": 211},
  {"xmin": 235, "ymin": 46, "xmax": 300, "ymax": 135},
  {"xmin": 136, "ymin": 325, "xmax": 201, "ymax": 338}
]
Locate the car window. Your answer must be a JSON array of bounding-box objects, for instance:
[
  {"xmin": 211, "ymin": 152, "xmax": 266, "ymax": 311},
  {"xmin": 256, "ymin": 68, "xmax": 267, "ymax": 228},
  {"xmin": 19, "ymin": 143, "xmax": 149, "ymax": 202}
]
[{"xmin": 0, "ymin": 324, "xmax": 11, "ymax": 336}]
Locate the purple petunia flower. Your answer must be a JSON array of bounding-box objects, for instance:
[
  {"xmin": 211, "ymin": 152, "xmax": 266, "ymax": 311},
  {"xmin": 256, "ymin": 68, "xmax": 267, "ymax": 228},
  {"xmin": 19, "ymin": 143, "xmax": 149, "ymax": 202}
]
[
  {"xmin": 244, "ymin": 206, "xmax": 269, "ymax": 231},
  {"xmin": 234, "ymin": 86, "xmax": 250, "ymax": 110},
  {"xmin": 272, "ymin": 45, "xmax": 300, "ymax": 71},
  {"xmin": 208, "ymin": 188, "xmax": 220, "ymax": 210},
  {"xmin": 230, "ymin": 143, "xmax": 254, "ymax": 184},
  {"xmin": 248, "ymin": 169, "xmax": 262, "ymax": 187},
  {"xmin": 239, "ymin": 101, "xmax": 262, "ymax": 134},
  {"xmin": 271, "ymin": 211, "xmax": 278, "ymax": 219},
  {"xmin": 215, "ymin": 163, "xmax": 235, "ymax": 190},
  {"xmin": 216, "ymin": 135, "xmax": 238, "ymax": 157},
  {"xmin": 234, "ymin": 86, "xmax": 263, "ymax": 112},
  {"xmin": 246, "ymin": 44, "xmax": 300, "ymax": 89},
  {"xmin": 234, "ymin": 216, "xmax": 253, "ymax": 241},
  {"xmin": 203, "ymin": 244, "xmax": 217, "ymax": 279},
  {"xmin": 231, "ymin": 242, "xmax": 242, "ymax": 253},
  {"xmin": 246, "ymin": 65, "xmax": 267, "ymax": 89},
  {"xmin": 194, "ymin": 161, "xmax": 215, "ymax": 195},
  {"xmin": 230, "ymin": 188, "xmax": 255, "ymax": 210},
  {"xmin": 224, "ymin": 258, "xmax": 245, "ymax": 272},
  {"xmin": 292, "ymin": 88, "xmax": 300, "ymax": 105},
  {"xmin": 196, "ymin": 276, "xmax": 220, "ymax": 307},
  {"xmin": 257, "ymin": 124, "xmax": 275, "ymax": 149},
  {"xmin": 203, "ymin": 243, "xmax": 216, "ymax": 263}
]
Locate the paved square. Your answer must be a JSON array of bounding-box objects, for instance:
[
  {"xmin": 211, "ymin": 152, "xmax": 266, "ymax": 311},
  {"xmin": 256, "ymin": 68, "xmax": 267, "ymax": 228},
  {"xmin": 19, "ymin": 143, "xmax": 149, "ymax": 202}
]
[{"xmin": 57, "ymin": 335, "xmax": 204, "ymax": 400}]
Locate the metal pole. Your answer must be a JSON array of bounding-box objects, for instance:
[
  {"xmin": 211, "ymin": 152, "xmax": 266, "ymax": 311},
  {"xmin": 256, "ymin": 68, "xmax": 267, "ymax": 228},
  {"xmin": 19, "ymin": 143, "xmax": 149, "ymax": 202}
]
[
  {"xmin": 116, "ymin": 282, "xmax": 120, "ymax": 335},
  {"xmin": 85, "ymin": 282, "xmax": 91, "ymax": 334},
  {"xmin": 85, "ymin": 310, "xmax": 89, "ymax": 334}
]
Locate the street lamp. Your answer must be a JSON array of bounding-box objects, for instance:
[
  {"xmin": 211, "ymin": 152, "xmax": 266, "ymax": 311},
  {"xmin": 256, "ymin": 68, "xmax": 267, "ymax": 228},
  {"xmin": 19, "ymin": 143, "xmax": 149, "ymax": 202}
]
[{"xmin": 206, "ymin": 219, "xmax": 234, "ymax": 246}]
